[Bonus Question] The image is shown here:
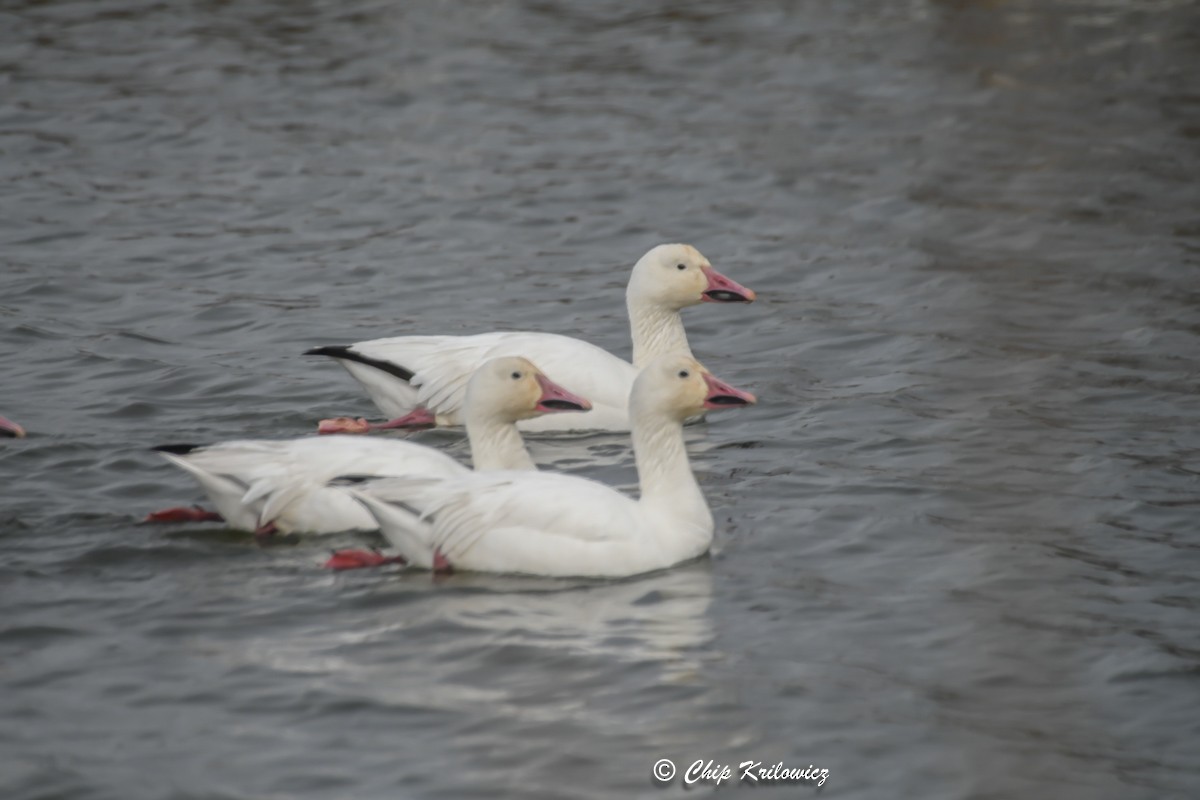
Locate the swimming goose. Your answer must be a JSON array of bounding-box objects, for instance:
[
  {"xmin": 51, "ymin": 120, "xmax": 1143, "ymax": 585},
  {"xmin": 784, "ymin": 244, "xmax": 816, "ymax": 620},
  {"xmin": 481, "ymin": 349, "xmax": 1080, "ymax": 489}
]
[
  {"xmin": 350, "ymin": 354, "xmax": 756, "ymax": 577},
  {"xmin": 308, "ymin": 243, "xmax": 754, "ymax": 434},
  {"xmin": 0, "ymin": 415, "xmax": 25, "ymax": 438},
  {"xmin": 144, "ymin": 357, "xmax": 590, "ymax": 536}
]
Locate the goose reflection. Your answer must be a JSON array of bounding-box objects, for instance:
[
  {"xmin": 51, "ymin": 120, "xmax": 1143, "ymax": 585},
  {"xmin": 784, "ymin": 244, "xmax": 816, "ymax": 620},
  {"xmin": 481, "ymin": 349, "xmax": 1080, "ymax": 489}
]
[
  {"xmin": 233, "ymin": 561, "xmax": 717, "ymax": 716},
  {"xmin": 428, "ymin": 561, "xmax": 716, "ymax": 669}
]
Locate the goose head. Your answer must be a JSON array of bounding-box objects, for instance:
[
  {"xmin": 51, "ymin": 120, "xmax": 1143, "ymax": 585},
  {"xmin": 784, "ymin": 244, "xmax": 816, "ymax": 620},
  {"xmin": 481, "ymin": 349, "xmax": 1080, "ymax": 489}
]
[
  {"xmin": 626, "ymin": 244, "xmax": 756, "ymax": 311},
  {"xmin": 0, "ymin": 415, "xmax": 25, "ymax": 439},
  {"xmin": 465, "ymin": 357, "xmax": 593, "ymax": 423},
  {"xmin": 632, "ymin": 355, "xmax": 757, "ymax": 422}
]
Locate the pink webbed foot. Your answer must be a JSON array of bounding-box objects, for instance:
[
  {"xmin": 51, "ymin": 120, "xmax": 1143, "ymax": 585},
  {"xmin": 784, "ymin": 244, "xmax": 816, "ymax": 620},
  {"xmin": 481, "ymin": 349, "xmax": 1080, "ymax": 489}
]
[
  {"xmin": 316, "ymin": 408, "xmax": 437, "ymax": 435},
  {"xmin": 317, "ymin": 416, "xmax": 372, "ymax": 435},
  {"xmin": 143, "ymin": 505, "xmax": 224, "ymax": 524},
  {"xmin": 323, "ymin": 548, "xmax": 408, "ymax": 570},
  {"xmin": 253, "ymin": 521, "xmax": 279, "ymax": 544},
  {"xmin": 374, "ymin": 408, "xmax": 437, "ymax": 430},
  {"xmin": 432, "ymin": 547, "xmax": 454, "ymax": 574}
]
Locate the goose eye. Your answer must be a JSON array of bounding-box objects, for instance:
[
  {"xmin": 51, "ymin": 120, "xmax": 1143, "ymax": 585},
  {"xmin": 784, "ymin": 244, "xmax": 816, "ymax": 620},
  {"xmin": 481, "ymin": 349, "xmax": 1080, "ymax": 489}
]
[
  {"xmin": 678, "ymin": 370, "xmax": 689, "ymax": 378},
  {"xmin": 676, "ymin": 263, "xmax": 687, "ymax": 271},
  {"xmin": 511, "ymin": 371, "xmax": 522, "ymax": 380}
]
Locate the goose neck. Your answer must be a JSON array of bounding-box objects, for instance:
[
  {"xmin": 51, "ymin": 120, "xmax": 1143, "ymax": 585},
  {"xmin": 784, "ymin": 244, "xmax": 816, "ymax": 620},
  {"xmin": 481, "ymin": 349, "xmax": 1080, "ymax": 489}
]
[
  {"xmin": 627, "ymin": 296, "xmax": 693, "ymax": 368},
  {"xmin": 631, "ymin": 408, "xmax": 707, "ymax": 518},
  {"xmin": 466, "ymin": 415, "xmax": 536, "ymax": 471}
]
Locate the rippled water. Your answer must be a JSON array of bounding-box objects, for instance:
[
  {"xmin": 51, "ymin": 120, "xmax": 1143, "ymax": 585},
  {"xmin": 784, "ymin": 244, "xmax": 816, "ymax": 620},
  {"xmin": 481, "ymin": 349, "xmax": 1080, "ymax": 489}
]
[{"xmin": 2, "ymin": 1, "xmax": 1199, "ymax": 798}]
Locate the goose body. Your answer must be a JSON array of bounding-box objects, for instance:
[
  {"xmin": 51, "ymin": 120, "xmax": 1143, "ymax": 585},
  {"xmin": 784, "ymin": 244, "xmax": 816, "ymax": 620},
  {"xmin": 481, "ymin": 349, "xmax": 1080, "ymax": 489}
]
[
  {"xmin": 315, "ymin": 332, "xmax": 638, "ymax": 433},
  {"xmin": 309, "ymin": 244, "xmax": 754, "ymax": 434},
  {"xmin": 353, "ymin": 355, "xmax": 756, "ymax": 577},
  {"xmin": 149, "ymin": 358, "xmax": 590, "ymax": 535},
  {"xmin": 155, "ymin": 436, "xmax": 459, "ymax": 534}
]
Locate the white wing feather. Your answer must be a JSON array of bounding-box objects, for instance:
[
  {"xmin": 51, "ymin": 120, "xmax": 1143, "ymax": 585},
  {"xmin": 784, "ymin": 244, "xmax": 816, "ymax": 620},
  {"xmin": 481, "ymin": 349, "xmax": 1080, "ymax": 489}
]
[
  {"xmin": 358, "ymin": 471, "xmax": 643, "ymax": 569},
  {"xmin": 337, "ymin": 333, "xmax": 639, "ymax": 431},
  {"xmin": 159, "ymin": 437, "xmax": 470, "ymax": 534}
]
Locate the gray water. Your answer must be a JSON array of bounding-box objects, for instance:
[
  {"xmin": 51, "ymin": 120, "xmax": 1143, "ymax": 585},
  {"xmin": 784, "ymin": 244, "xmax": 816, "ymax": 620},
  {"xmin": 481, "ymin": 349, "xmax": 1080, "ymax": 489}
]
[{"xmin": 2, "ymin": 1, "xmax": 1199, "ymax": 798}]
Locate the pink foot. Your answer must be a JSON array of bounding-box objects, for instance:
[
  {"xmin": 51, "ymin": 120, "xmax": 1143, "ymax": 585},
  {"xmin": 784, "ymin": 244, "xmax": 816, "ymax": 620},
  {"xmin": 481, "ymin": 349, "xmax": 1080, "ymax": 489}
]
[
  {"xmin": 432, "ymin": 547, "xmax": 454, "ymax": 574},
  {"xmin": 254, "ymin": 521, "xmax": 279, "ymax": 543},
  {"xmin": 143, "ymin": 505, "xmax": 224, "ymax": 523},
  {"xmin": 317, "ymin": 416, "xmax": 372, "ymax": 435},
  {"xmin": 374, "ymin": 408, "xmax": 437, "ymax": 430},
  {"xmin": 323, "ymin": 548, "xmax": 408, "ymax": 570},
  {"xmin": 316, "ymin": 408, "xmax": 437, "ymax": 435}
]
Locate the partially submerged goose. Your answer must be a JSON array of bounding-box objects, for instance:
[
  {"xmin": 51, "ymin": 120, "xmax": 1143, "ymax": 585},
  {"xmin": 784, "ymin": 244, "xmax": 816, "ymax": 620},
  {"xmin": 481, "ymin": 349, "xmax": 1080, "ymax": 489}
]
[{"xmin": 0, "ymin": 415, "xmax": 25, "ymax": 438}]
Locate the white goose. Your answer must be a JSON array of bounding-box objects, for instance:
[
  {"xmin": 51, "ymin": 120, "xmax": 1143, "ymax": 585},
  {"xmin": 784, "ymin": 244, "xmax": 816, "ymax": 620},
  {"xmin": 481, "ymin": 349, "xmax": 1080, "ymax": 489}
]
[
  {"xmin": 308, "ymin": 243, "xmax": 755, "ymax": 434},
  {"xmin": 145, "ymin": 357, "xmax": 590, "ymax": 539},
  {"xmin": 0, "ymin": 415, "xmax": 25, "ymax": 438},
  {"xmin": 350, "ymin": 355, "xmax": 756, "ymax": 577}
]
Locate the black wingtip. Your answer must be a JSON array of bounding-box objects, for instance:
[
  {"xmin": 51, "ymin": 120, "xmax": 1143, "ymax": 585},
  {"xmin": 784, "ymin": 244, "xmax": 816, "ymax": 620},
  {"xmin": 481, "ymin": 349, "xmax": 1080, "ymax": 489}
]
[
  {"xmin": 328, "ymin": 474, "xmax": 378, "ymax": 486},
  {"xmin": 303, "ymin": 345, "xmax": 415, "ymax": 383},
  {"xmin": 304, "ymin": 345, "xmax": 355, "ymax": 358},
  {"xmin": 152, "ymin": 443, "xmax": 204, "ymax": 455}
]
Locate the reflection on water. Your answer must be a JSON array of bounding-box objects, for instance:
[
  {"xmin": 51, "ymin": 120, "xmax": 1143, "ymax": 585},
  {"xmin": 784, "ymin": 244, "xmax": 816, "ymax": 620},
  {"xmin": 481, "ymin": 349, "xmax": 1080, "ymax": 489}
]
[{"xmin": 239, "ymin": 565, "xmax": 715, "ymax": 687}]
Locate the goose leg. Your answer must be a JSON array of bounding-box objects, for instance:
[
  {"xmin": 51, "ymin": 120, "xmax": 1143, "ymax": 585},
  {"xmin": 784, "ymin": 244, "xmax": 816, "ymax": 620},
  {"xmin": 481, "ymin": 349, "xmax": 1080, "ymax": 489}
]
[
  {"xmin": 323, "ymin": 548, "xmax": 408, "ymax": 570},
  {"xmin": 254, "ymin": 521, "xmax": 279, "ymax": 543},
  {"xmin": 143, "ymin": 505, "xmax": 224, "ymax": 523},
  {"xmin": 316, "ymin": 408, "xmax": 437, "ymax": 435},
  {"xmin": 432, "ymin": 548, "xmax": 454, "ymax": 574}
]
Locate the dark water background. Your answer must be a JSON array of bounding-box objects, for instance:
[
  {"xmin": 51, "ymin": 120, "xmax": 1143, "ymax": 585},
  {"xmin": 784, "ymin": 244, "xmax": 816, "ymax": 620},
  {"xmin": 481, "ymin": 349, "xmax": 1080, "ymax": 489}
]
[{"xmin": 2, "ymin": 1, "xmax": 1199, "ymax": 798}]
